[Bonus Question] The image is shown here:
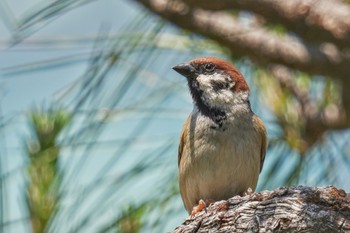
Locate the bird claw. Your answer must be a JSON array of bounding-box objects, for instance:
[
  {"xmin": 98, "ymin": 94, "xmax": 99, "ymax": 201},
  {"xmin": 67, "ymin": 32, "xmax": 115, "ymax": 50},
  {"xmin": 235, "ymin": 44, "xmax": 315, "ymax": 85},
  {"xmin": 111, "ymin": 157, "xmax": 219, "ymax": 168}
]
[
  {"xmin": 191, "ymin": 199, "xmax": 206, "ymax": 217},
  {"xmin": 244, "ymin": 187, "xmax": 254, "ymax": 196},
  {"xmin": 190, "ymin": 199, "xmax": 213, "ymax": 217}
]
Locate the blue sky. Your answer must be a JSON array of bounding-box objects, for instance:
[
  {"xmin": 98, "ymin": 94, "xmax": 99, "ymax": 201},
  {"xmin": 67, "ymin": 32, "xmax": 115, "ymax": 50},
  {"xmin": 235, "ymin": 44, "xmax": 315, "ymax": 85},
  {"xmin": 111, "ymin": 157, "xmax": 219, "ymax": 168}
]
[
  {"xmin": 0, "ymin": 1, "xmax": 190, "ymax": 232},
  {"xmin": 0, "ymin": 0, "xmax": 140, "ymax": 114}
]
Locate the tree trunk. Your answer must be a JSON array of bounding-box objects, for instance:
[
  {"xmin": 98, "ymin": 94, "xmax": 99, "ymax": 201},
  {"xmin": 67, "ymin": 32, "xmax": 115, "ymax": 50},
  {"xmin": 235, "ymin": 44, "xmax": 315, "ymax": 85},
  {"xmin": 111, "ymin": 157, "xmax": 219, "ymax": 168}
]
[{"xmin": 171, "ymin": 186, "xmax": 350, "ymax": 233}]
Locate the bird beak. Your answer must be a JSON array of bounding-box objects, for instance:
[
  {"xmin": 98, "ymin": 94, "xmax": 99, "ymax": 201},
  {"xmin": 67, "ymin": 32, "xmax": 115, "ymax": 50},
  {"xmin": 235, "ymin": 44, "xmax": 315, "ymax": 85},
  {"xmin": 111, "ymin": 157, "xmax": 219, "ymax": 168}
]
[{"xmin": 172, "ymin": 63, "xmax": 197, "ymax": 79}]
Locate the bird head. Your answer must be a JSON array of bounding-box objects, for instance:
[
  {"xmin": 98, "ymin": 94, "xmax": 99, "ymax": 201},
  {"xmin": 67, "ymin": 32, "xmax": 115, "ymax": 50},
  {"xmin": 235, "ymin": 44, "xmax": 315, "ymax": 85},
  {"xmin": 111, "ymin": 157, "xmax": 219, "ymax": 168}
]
[{"xmin": 173, "ymin": 57, "xmax": 250, "ymax": 117}]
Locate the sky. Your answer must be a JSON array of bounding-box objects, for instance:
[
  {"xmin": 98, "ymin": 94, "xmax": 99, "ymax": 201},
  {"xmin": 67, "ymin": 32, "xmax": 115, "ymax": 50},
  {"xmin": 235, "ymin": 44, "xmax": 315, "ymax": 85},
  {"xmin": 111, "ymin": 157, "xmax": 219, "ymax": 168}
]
[
  {"xmin": 0, "ymin": 1, "xmax": 191, "ymax": 232},
  {"xmin": 0, "ymin": 0, "xmax": 140, "ymax": 114}
]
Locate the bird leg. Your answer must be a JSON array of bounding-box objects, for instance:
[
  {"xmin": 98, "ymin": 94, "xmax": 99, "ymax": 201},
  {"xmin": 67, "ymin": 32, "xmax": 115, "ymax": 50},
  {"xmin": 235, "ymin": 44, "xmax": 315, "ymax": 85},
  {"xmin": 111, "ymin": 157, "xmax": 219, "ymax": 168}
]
[
  {"xmin": 244, "ymin": 187, "xmax": 254, "ymax": 196},
  {"xmin": 191, "ymin": 199, "xmax": 214, "ymax": 216}
]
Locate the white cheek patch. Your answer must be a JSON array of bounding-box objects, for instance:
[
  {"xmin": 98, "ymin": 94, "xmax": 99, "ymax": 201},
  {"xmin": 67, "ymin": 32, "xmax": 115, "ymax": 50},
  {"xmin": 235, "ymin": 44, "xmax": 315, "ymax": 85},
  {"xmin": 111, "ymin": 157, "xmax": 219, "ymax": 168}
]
[
  {"xmin": 197, "ymin": 73, "xmax": 232, "ymax": 91},
  {"xmin": 196, "ymin": 73, "xmax": 237, "ymax": 107}
]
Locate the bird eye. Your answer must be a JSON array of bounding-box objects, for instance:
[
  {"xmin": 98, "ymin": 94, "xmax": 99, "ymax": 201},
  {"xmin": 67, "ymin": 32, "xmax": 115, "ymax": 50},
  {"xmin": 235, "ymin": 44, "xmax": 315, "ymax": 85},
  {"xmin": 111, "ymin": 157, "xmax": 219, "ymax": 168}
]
[{"xmin": 204, "ymin": 63, "xmax": 215, "ymax": 72}]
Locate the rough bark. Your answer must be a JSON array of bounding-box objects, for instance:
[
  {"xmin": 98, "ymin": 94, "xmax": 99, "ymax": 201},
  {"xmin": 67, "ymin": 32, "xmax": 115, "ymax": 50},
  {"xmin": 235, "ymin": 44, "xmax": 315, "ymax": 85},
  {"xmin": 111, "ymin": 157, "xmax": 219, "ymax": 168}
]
[{"xmin": 171, "ymin": 186, "xmax": 350, "ymax": 233}]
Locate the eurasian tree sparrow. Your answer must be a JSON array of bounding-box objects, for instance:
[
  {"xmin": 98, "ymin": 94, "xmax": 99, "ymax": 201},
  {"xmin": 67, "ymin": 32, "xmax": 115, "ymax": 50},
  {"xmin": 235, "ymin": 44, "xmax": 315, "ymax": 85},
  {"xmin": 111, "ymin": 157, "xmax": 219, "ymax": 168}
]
[{"xmin": 173, "ymin": 57, "xmax": 267, "ymax": 215}]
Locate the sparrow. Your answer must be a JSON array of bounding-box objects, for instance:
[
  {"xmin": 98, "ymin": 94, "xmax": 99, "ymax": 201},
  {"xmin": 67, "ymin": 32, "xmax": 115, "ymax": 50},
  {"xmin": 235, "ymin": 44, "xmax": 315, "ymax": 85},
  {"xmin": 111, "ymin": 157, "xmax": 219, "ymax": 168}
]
[{"xmin": 172, "ymin": 56, "xmax": 267, "ymax": 215}]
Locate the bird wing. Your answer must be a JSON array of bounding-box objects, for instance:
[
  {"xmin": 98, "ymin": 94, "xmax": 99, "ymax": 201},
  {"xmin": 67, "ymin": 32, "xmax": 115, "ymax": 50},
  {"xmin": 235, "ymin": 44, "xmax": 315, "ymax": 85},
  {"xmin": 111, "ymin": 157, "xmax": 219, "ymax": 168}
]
[
  {"xmin": 178, "ymin": 114, "xmax": 191, "ymax": 167},
  {"xmin": 253, "ymin": 115, "xmax": 267, "ymax": 172}
]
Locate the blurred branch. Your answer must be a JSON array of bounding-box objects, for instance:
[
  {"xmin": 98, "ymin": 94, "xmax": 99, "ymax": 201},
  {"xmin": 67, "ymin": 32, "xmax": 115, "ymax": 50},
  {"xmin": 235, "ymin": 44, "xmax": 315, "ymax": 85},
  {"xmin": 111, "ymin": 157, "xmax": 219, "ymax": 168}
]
[
  {"xmin": 183, "ymin": 0, "xmax": 350, "ymax": 49},
  {"xmin": 270, "ymin": 65, "xmax": 315, "ymax": 115},
  {"xmin": 270, "ymin": 65, "xmax": 348, "ymax": 147},
  {"xmin": 171, "ymin": 186, "xmax": 350, "ymax": 233},
  {"xmin": 132, "ymin": 0, "xmax": 350, "ymax": 79}
]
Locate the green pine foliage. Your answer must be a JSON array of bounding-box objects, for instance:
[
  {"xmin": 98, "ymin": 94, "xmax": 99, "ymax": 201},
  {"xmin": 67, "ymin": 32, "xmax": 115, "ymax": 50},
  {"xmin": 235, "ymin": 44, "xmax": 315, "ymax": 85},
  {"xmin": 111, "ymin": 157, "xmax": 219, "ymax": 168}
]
[{"xmin": 26, "ymin": 109, "xmax": 70, "ymax": 233}]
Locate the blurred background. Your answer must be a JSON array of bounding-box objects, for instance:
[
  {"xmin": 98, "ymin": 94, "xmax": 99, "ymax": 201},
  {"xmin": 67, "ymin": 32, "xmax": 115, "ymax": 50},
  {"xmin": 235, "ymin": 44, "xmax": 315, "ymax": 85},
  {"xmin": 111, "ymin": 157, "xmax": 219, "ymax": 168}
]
[{"xmin": 1, "ymin": 0, "xmax": 350, "ymax": 232}]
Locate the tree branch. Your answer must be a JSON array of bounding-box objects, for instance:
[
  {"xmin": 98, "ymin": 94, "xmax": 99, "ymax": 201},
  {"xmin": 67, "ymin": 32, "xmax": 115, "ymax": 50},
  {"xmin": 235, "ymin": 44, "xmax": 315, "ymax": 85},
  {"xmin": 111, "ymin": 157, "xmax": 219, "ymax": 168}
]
[
  {"xmin": 183, "ymin": 0, "xmax": 350, "ymax": 49},
  {"xmin": 270, "ymin": 65, "xmax": 315, "ymax": 115},
  {"xmin": 270, "ymin": 65, "xmax": 349, "ymax": 147},
  {"xmin": 132, "ymin": 0, "xmax": 350, "ymax": 78},
  {"xmin": 171, "ymin": 186, "xmax": 350, "ymax": 233}
]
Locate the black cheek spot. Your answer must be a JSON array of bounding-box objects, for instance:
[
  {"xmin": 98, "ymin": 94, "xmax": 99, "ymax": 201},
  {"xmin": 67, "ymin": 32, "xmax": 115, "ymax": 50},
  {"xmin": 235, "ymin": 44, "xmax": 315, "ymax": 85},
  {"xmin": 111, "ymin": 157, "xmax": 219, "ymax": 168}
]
[{"xmin": 210, "ymin": 81, "xmax": 226, "ymax": 92}]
